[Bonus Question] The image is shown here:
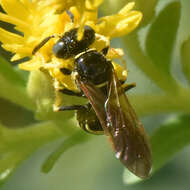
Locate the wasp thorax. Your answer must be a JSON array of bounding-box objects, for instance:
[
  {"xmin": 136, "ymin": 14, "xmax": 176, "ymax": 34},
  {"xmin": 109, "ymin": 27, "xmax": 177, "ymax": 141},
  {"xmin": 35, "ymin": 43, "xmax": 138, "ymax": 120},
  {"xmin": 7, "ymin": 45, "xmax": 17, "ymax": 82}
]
[{"xmin": 75, "ymin": 50, "xmax": 112, "ymax": 85}]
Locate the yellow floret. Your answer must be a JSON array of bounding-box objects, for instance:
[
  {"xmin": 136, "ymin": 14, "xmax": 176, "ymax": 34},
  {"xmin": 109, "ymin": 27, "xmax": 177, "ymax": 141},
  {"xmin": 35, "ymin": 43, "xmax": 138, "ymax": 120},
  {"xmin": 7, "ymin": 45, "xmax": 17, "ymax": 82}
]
[{"xmin": 0, "ymin": 0, "xmax": 142, "ymax": 92}]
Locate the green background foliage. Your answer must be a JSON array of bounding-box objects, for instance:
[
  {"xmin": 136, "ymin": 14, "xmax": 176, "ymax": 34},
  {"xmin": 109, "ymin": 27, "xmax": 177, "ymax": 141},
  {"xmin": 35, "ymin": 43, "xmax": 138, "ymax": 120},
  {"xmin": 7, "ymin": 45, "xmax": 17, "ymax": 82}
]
[{"xmin": 0, "ymin": 0, "xmax": 190, "ymax": 189}]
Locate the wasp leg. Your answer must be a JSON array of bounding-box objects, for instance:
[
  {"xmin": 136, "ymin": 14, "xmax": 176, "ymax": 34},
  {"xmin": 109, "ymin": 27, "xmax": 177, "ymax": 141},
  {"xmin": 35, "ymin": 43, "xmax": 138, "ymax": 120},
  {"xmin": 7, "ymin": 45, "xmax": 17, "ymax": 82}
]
[
  {"xmin": 32, "ymin": 35, "xmax": 55, "ymax": 55},
  {"xmin": 54, "ymin": 104, "xmax": 86, "ymax": 112},
  {"xmin": 122, "ymin": 83, "xmax": 136, "ymax": 92},
  {"xmin": 59, "ymin": 89, "xmax": 85, "ymax": 97}
]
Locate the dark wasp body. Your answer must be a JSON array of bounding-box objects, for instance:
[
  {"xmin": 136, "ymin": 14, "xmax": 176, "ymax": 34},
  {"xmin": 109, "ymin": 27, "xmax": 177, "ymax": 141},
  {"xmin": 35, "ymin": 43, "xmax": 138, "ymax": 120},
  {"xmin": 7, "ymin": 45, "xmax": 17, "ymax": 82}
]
[
  {"xmin": 33, "ymin": 24, "xmax": 109, "ymax": 133},
  {"xmin": 57, "ymin": 48, "xmax": 113, "ymax": 134},
  {"xmin": 33, "ymin": 20, "xmax": 152, "ymax": 178}
]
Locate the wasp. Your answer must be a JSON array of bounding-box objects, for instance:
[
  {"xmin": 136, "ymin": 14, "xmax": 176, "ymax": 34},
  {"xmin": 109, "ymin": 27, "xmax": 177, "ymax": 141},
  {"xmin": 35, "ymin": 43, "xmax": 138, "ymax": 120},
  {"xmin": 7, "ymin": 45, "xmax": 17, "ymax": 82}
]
[{"xmin": 32, "ymin": 10, "xmax": 152, "ymax": 179}]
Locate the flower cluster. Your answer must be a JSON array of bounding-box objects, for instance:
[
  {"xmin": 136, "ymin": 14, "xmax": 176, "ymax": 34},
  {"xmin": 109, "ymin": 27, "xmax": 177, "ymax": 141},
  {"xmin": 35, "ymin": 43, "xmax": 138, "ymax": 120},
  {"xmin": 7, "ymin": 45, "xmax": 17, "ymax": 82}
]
[{"xmin": 0, "ymin": 0, "xmax": 142, "ymax": 93}]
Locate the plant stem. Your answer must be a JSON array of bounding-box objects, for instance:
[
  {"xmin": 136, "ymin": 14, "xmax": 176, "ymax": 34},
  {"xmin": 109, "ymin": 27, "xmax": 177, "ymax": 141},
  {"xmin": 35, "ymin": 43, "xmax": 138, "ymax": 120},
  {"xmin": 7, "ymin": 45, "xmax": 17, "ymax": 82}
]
[
  {"xmin": 130, "ymin": 87, "xmax": 190, "ymax": 117},
  {"xmin": 124, "ymin": 33, "xmax": 179, "ymax": 93}
]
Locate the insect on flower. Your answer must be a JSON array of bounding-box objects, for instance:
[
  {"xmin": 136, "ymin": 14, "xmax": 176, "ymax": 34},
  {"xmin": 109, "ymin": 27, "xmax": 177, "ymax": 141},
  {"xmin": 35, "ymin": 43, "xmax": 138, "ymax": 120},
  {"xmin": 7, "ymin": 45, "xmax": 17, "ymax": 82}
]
[
  {"xmin": 32, "ymin": 9, "xmax": 152, "ymax": 178},
  {"xmin": 0, "ymin": 0, "xmax": 151, "ymax": 179}
]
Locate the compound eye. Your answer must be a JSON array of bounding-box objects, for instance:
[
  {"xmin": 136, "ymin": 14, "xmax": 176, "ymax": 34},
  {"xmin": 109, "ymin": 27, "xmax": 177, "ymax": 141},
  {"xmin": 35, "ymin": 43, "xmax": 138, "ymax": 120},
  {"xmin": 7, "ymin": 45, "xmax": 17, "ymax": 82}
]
[{"xmin": 52, "ymin": 40, "xmax": 67, "ymax": 58}]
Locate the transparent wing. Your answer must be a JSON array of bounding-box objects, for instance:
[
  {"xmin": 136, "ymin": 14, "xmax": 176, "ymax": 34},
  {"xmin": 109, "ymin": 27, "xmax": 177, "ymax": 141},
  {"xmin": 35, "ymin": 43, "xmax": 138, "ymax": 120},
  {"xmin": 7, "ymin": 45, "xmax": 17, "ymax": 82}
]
[
  {"xmin": 77, "ymin": 80, "xmax": 107, "ymax": 128},
  {"xmin": 105, "ymin": 70, "xmax": 152, "ymax": 178},
  {"xmin": 77, "ymin": 70, "xmax": 152, "ymax": 178}
]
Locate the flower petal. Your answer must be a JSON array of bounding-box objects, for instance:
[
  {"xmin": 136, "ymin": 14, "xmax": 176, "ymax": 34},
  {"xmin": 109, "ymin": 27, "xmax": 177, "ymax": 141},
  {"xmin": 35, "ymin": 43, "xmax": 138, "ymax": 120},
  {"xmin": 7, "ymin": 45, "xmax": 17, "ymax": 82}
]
[
  {"xmin": 115, "ymin": 11, "xmax": 142, "ymax": 37},
  {"xmin": 96, "ymin": 2, "xmax": 142, "ymax": 38},
  {"xmin": 0, "ymin": 12, "xmax": 29, "ymax": 31},
  {"xmin": 2, "ymin": 44, "xmax": 31, "ymax": 55},
  {"xmin": 11, "ymin": 53, "xmax": 25, "ymax": 61},
  {"xmin": 0, "ymin": 27, "xmax": 23, "ymax": 44},
  {"xmin": 0, "ymin": 0, "xmax": 29, "ymax": 21},
  {"xmin": 85, "ymin": 0, "xmax": 103, "ymax": 10},
  {"xmin": 19, "ymin": 58, "xmax": 42, "ymax": 71},
  {"xmin": 118, "ymin": 2, "xmax": 135, "ymax": 15}
]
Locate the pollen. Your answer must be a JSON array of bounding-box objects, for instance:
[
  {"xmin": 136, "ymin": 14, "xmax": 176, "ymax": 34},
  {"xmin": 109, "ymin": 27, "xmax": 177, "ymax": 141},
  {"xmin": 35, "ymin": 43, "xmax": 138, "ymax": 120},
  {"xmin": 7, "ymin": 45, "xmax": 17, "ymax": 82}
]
[{"xmin": 0, "ymin": 0, "xmax": 142, "ymax": 92}]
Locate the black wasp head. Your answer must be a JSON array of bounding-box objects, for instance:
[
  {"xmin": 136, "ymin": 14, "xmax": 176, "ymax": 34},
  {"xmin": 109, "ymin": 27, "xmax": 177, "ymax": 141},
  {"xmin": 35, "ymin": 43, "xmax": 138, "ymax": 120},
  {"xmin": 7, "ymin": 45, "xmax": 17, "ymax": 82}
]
[
  {"xmin": 52, "ymin": 25, "xmax": 95, "ymax": 59},
  {"xmin": 75, "ymin": 50, "xmax": 112, "ymax": 85}
]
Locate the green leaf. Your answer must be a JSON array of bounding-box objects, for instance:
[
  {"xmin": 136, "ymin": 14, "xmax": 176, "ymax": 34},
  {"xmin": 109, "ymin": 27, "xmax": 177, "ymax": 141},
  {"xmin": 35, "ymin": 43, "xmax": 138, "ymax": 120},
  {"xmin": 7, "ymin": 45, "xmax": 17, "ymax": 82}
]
[
  {"xmin": 151, "ymin": 115, "xmax": 190, "ymax": 172},
  {"xmin": 0, "ymin": 55, "xmax": 35, "ymax": 110},
  {"xmin": 127, "ymin": 0, "xmax": 158, "ymax": 26},
  {"xmin": 0, "ymin": 55, "xmax": 26, "ymax": 87},
  {"xmin": 42, "ymin": 131, "xmax": 90, "ymax": 173},
  {"xmin": 0, "ymin": 121, "xmax": 66, "ymax": 185},
  {"xmin": 181, "ymin": 36, "xmax": 190, "ymax": 84},
  {"xmin": 124, "ymin": 33, "xmax": 179, "ymax": 92},
  {"xmin": 146, "ymin": 2, "xmax": 181, "ymax": 76},
  {"xmin": 123, "ymin": 114, "xmax": 190, "ymax": 184},
  {"xmin": 0, "ymin": 74, "xmax": 35, "ymax": 111},
  {"xmin": 0, "ymin": 98, "xmax": 35, "ymax": 127}
]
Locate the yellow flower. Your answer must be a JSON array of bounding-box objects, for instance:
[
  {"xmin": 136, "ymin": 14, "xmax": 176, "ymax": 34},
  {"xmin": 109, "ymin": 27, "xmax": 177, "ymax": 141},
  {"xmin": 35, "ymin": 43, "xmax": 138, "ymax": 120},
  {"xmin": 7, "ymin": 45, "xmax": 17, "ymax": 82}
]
[{"xmin": 0, "ymin": 0, "xmax": 142, "ymax": 92}]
